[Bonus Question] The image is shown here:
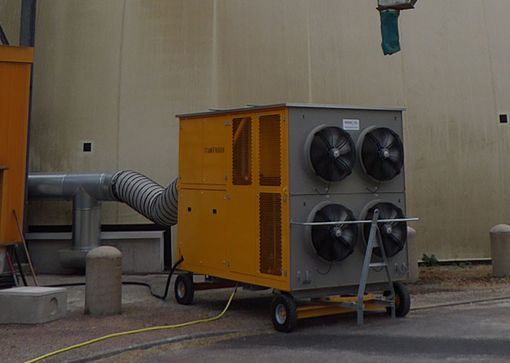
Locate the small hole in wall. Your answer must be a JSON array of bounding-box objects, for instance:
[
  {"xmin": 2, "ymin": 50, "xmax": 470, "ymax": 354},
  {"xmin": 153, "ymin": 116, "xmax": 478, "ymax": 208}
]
[
  {"xmin": 83, "ymin": 142, "xmax": 92, "ymax": 152},
  {"xmin": 500, "ymin": 114, "xmax": 508, "ymax": 124},
  {"xmin": 187, "ymin": 207, "xmax": 192, "ymax": 212},
  {"xmin": 212, "ymin": 209, "xmax": 217, "ymax": 214}
]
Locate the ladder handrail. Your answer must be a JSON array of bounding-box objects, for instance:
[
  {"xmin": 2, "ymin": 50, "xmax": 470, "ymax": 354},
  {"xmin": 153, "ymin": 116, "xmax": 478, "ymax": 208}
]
[{"xmin": 355, "ymin": 209, "xmax": 397, "ymax": 324}]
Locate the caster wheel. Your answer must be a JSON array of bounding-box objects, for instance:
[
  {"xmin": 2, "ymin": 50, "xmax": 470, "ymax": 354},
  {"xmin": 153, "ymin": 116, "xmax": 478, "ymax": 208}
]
[
  {"xmin": 174, "ymin": 273, "xmax": 194, "ymax": 305},
  {"xmin": 385, "ymin": 281, "xmax": 411, "ymax": 317},
  {"xmin": 271, "ymin": 293, "xmax": 297, "ymax": 332}
]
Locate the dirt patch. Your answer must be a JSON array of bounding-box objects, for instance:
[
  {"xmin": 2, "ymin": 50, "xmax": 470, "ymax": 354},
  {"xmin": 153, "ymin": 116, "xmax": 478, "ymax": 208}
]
[{"xmin": 410, "ymin": 265, "xmax": 510, "ymax": 293}]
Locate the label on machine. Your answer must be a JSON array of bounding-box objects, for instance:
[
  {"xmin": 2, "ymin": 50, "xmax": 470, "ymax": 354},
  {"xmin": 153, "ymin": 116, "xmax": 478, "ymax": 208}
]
[{"xmin": 342, "ymin": 119, "xmax": 360, "ymax": 131}]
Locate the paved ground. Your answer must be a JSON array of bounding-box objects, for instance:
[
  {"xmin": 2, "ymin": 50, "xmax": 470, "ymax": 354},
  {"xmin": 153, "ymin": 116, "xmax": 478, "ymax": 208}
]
[
  {"xmin": 4, "ymin": 265, "xmax": 510, "ymax": 363},
  {"xmin": 116, "ymin": 299, "xmax": 510, "ymax": 363}
]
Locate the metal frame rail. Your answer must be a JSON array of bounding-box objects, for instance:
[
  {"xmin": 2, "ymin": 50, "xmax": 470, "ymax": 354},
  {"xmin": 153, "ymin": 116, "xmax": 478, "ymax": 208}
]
[{"xmin": 292, "ymin": 211, "xmax": 418, "ymax": 324}]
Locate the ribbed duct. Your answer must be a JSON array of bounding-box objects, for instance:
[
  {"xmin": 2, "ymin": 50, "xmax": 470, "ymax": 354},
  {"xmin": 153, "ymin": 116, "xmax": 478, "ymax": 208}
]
[{"xmin": 111, "ymin": 170, "xmax": 178, "ymax": 227}]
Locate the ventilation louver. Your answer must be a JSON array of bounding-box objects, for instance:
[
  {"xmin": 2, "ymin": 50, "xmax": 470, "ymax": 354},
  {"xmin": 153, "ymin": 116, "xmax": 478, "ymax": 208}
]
[
  {"xmin": 310, "ymin": 203, "xmax": 358, "ymax": 262},
  {"xmin": 359, "ymin": 127, "xmax": 403, "ymax": 182},
  {"xmin": 362, "ymin": 201, "xmax": 407, "ymax": 258},
  {"xmin": 306, "ymin": 126, "xmax": 356, "ymax": 182}
]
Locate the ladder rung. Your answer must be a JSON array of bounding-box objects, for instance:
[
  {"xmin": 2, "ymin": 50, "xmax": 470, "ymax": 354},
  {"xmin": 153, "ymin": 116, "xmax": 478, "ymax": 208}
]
[{"xmin": 369, "ymin": 262, "xmax": 387, "ymax": 268}]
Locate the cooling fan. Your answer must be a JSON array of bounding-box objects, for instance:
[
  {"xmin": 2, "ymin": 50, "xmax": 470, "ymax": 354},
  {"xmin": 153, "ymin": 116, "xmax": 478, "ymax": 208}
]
[
  {"xmin": 309, "ymin": 203, "xmax": 358, "ymax": 262},
  {"xmin": 361, "ymin": 201, "xmax": 407, "ymax": 258},
  {"xmin": 359, "ymin": 127, "xmax": 404, "ymax": 182},
  {"xmin": 306, "ymin": 126, "xmax": 356, "ymax": 182}
]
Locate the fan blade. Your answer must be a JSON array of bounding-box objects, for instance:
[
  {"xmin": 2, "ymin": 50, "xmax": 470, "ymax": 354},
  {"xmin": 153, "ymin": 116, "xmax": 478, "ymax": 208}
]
[
  {"xmin": 366, "ymin": 132, "xmax": 383, "ymax": 150},
  {"xmin": 315, "ymin": 240, "xmax": 332, "ymax": 260},
  {"xmin": 333, "ymin": 240, "xmax": 349, "ymax": 259},
  {"xmin": 388, "ymin": 232, "xmax": 405, "ymax": 250},
  {"xmin": 324, "ymin": 160, "xmax": 339, "ymax": 181},
  {"xmin": 312, "ymin": 225, "xmax": 332, "ymax": 244},
  {"xmin": 316, "ymin": 130, "xmax": 334, "ymax": 149},
  {"xmin": 334, "ymin": 135, "xmax": 348, "ymax": 150},
  {"xmin": 310, "ymin": 140, "xmax": 330, "ymax": 159},
  {"xmin": 334, "ymin": 158, "xmax": 351, "ymax": 175},
  {"xmin": 341, "ymin": 227, "xmax": 356, "ymax": 243},
  {"xmin": 311, "ymin": 156, "xmax": 331, "ymax": 175},
  {"xmin": 328, "ymin": 129, "xmax": 340, "ymax": 148},
  {"xmin": 382, "ymin": 131, "xmax": 394, "ymax": 149},
  {"xmin": 388, "ymin": 150, "xmax": 403, "ymax": 164},
  {"xmin": 380, "ymin": 161, "xmax": 397, "ymax": 179},
  {"xmin": 314, "ymin": 209, "xmax": 328, "ymax": 222},
  {"xmin": 392, "ymin": 222, "xmax": 407, "ymax": 236}
]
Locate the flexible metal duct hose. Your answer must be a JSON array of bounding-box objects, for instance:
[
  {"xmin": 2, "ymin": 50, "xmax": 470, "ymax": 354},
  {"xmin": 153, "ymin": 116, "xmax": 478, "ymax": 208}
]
[{"xmin": 111, "ymin": 170, "xmax": 178, "ymax": 227}]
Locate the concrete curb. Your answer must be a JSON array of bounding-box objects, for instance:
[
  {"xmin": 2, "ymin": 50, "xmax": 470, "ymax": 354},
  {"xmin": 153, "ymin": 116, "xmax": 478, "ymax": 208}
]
[
  {"xmin": 411, "ymin": 295, "xmax": 510, "ymax": 311},
  {"xmin": 67, "ymin": 330, "xmax": 242, "ymax": 363}
]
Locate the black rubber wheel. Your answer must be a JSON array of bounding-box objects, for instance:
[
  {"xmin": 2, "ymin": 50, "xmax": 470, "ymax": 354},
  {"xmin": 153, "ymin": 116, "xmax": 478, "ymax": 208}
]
[
  {"xmin": 385, "ymin": 281, "xmax": 411, "ymax": 318},
  {"xmin": 174, "ymin": 273, "xmax": 194, "ymax": 305},
  {"xmin": 271, "ymin": 293, "xmax": 298, "ymax": 333}
]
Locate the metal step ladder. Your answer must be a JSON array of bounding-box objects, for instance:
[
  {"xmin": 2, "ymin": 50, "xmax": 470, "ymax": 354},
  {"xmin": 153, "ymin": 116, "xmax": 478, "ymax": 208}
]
[
  {"xmin": 291, "ymin": 211, "xmax": 418, "ymax": 325},
  {"xmin": 355, "ymin": 209, "xmax": 395, "ymax": 325}
]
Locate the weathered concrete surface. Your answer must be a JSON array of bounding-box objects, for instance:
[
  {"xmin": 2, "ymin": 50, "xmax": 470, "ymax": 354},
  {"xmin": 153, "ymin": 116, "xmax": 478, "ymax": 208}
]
[
  {"xmin": 0, "ymin": 286, "xmax": 66, "ymax": 324},
  {"xmin": 26, "ymin": 231, "xmax": 165, "ymax": 274},
  {"xmin": 85, "ymin": 246, "xmax": 122, "ymax": 316},
  {"xmin": 490, "ymin": 224, "xmax": 510, "ymax": 277}
]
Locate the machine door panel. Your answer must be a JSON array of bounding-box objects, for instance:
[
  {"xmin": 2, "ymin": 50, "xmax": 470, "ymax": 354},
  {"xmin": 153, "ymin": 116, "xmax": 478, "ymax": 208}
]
[
  {"xmin": 226, "ymin": 190, "xmax": 259, "ymax": 275},
  {"xmin": 178, "ymin": 189, "xmax": 227, "ymax": 272}
]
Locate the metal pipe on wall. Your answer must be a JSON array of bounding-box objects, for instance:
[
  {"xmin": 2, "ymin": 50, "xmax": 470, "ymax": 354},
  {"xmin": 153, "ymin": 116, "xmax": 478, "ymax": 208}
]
[
  {"xmin": 28, "ymin": 173, "xmax": 116, "ymax": 201},
  {"xmin": 27, "ymin": 171, "xmax": 178, "ymax": 269}
]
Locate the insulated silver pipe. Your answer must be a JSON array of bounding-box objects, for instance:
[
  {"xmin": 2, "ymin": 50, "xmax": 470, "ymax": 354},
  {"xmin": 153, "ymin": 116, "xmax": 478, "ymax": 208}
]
[
  {"xmin": 28, "ymin": 173, "xmax": 116, "ymax": 201},
  {"xmin": 72, "ymin": 189, "xmax": 101, "ymax": 251},
  {"xmin": 27, "ymin": 171, "xmax": 178, "ymax": 269}
]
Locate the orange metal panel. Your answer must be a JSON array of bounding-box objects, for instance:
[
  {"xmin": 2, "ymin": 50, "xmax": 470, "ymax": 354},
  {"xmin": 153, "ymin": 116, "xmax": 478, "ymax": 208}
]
[
  {"xmin": 179, "ymin": 119, "xmax": 203, "ymax": 185},
  {"xmin": 0, "ymin": 46, "xmax": 32, "ymax": 245},
  {"xmin": 226, "ymin": 188, "xmax": 259, "ymax": 275},
  {"xmin": 178, "ymin": 189, "xmax": 228, "ymax": 272},
  {"xmin": 177, "ymin": 106, "xmax": 290, "ymax": 290},
  {"xmin": 202, "ymin": 118, "xmax": 228, "ymax": 185},
  {"xmin": 0, "ymin": 46, "xmax": 33, "ymax": 64}
]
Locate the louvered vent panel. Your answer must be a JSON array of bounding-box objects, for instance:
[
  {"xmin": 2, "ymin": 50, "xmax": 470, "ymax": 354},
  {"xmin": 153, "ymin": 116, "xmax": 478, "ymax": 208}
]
[
  {"xmin": 259, "ymin": 115, "xmax": 281, "ymax": 186},
  {"xmin": 232, "ymin": 117, "xmax": 252, "ymax": 185},
  {"xmin": 259, "ymin": 193, "xmax": 282, "ymax": 276}
]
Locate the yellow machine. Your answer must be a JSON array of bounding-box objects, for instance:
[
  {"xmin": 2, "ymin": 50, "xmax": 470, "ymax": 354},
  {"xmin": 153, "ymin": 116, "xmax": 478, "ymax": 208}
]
[
  {"xmin": 176, "ymin": 103, "xmax": 412, "ymax": 331},
  {"xmin": 0, "ymin": 46, "xmax": 33, "ymax": 246},
  {"xmin": 178, "ymin": 105, "xmax": 290, "ymax": 290}
]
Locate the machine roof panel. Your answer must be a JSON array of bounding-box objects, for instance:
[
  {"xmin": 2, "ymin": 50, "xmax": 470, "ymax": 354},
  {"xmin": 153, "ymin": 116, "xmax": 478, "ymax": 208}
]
[{"xmin": 176, "ymin": 103, "xmax": 406, "ymax": 119}]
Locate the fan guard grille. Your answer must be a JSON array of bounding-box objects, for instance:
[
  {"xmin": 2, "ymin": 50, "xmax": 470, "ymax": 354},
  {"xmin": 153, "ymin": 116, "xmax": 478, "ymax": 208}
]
[
  {"xmin": 360, "ymin": 127, "xmax": 403, "ymax": 182},
  {"xmin": 307, "ymin": 126, "xmax": 356, "ymax": 182},
  {"xmin": 311, "ymin": 203, "xmax": 358, "ymax": 262},
  {"xmin": 362, "ymin": 202, "xmax": 407, "ymax": 258}
]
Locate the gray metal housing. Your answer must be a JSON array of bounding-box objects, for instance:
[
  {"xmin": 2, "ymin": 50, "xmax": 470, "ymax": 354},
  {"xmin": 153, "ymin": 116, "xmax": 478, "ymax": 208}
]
[{"xmin": 286, "ymin": 105, "xmax": 407, "ymax": 294}]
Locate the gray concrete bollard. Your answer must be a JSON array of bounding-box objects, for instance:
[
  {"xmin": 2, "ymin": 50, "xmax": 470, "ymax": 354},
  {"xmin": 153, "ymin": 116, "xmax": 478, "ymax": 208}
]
[
  {"xmin": 407, "ymin": 227, "xmax": 419, "ymax": 283},
  {"xmin": 85, "ymin": 246, "xmax": 122, "ymax": 316},
  {"xmin": 490, "ymin": 224, "xmax": 510, "ymax": 277}
]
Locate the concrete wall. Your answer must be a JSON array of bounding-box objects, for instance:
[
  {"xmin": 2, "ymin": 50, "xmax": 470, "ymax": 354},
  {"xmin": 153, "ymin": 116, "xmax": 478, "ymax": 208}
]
[{"xmin": 1, "ymin": 0, "xmax": 509, "ymax": 259}]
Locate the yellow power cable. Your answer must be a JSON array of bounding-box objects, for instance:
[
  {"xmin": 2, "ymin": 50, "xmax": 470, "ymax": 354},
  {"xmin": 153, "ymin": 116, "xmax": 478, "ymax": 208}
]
[{"xmin": 25, "ymin": 287, "xmax": 238, "ymax": 363}]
